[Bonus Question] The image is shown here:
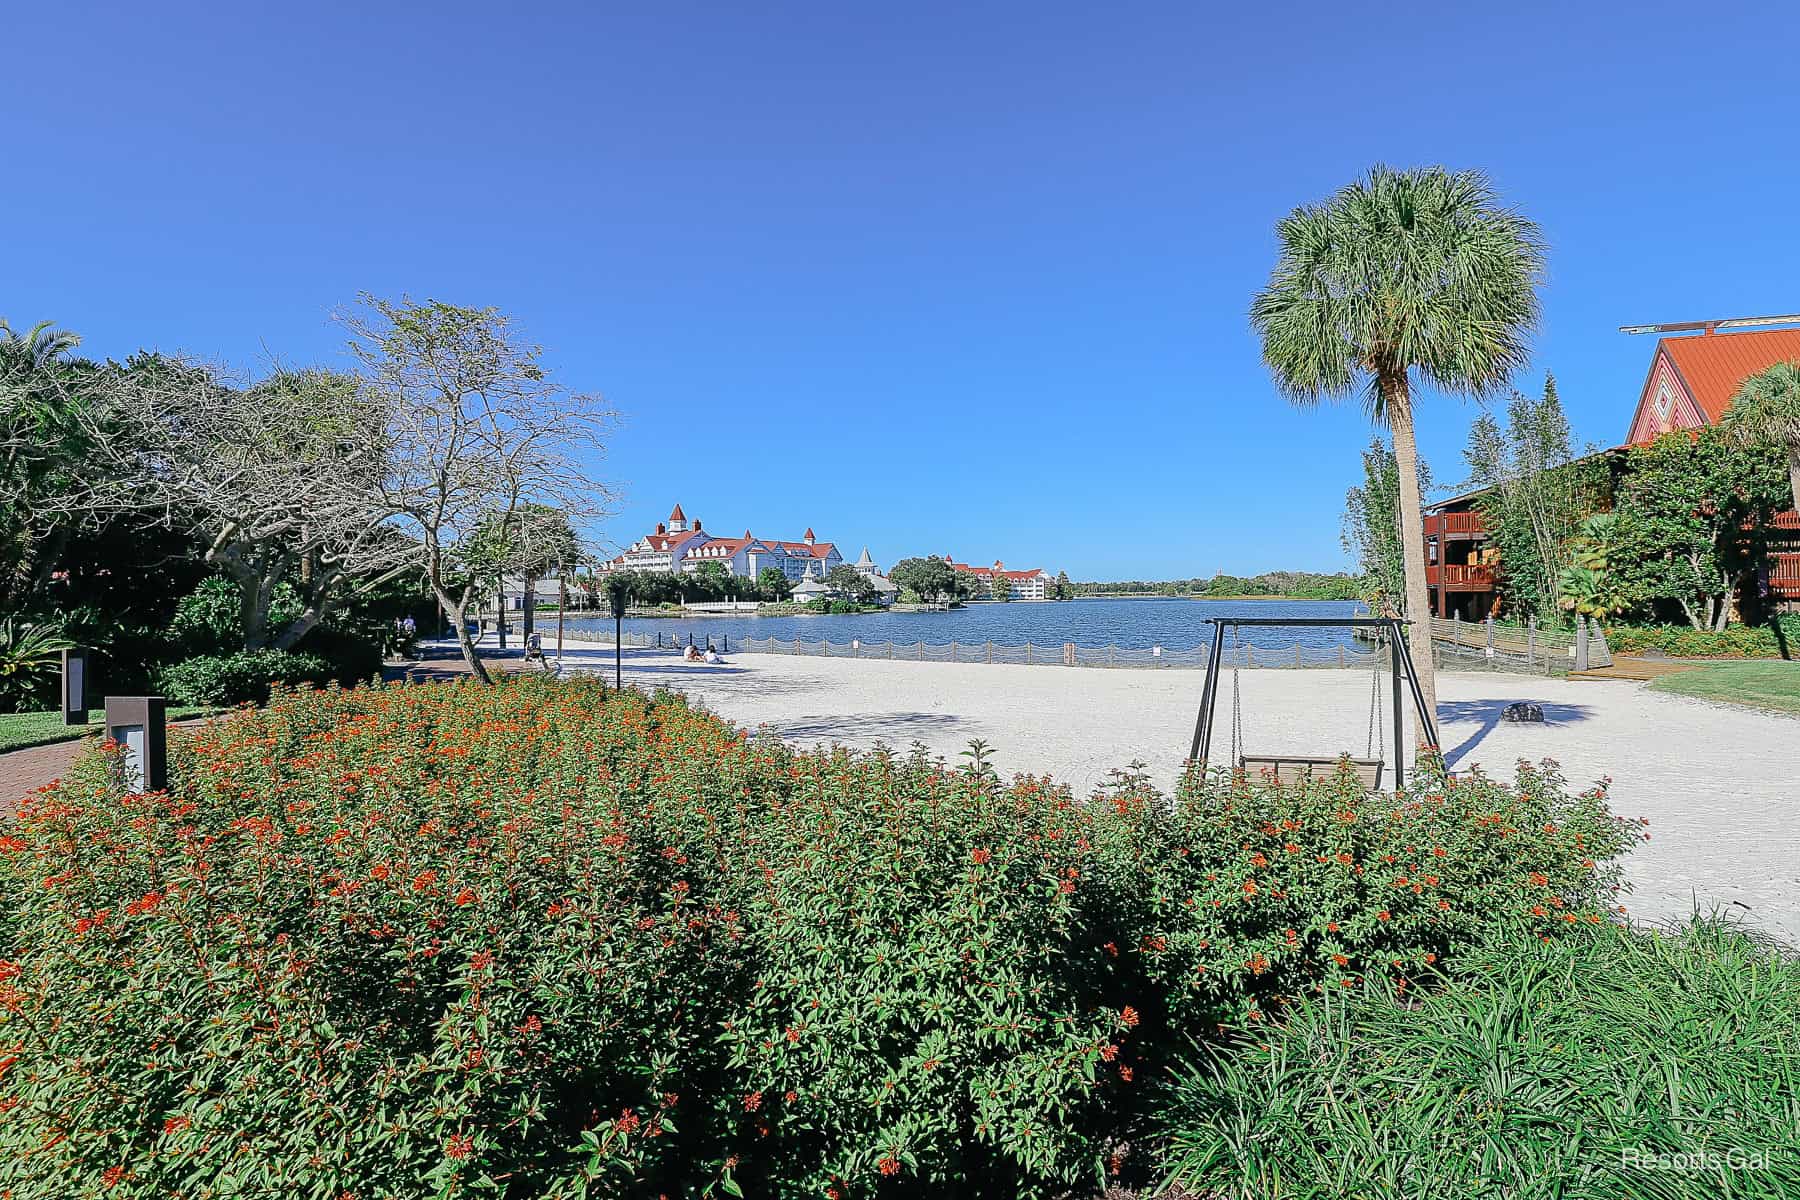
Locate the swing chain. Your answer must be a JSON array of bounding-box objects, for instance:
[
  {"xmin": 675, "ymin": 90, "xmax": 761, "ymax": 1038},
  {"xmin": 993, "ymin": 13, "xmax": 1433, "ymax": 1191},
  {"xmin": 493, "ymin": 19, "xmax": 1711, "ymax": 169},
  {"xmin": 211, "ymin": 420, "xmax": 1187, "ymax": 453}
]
[{"xmin": 1366, "ymin": 627, "xmax": 1383, "ymax": 758}]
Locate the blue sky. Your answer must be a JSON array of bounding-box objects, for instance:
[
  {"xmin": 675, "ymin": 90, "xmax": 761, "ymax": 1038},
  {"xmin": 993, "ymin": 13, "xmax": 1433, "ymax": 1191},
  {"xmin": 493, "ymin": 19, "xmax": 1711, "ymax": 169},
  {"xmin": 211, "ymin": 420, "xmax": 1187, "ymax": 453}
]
[{"xmin": 10, "ymin": 2, "xmax": 1799, "ymax": 578}]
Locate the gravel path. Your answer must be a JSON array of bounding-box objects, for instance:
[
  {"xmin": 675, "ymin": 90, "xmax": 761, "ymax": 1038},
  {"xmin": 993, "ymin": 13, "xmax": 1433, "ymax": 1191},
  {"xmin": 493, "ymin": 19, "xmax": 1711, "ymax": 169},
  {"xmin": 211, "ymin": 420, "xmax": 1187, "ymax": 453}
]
[{"xmin": 551, "ymin": 643, "xmax": 1800, "ymax": 943}]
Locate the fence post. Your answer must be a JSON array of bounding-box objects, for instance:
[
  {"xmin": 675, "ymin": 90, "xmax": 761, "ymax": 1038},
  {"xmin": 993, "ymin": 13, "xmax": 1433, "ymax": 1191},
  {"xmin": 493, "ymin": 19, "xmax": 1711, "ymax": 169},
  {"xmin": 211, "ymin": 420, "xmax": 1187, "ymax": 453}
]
[
  {"xmin": 1063, "ymin": 641, "xmax": 1076, "ymax": 666},
  {"xmin": 1026, "ymin": 643, "xmax": 1034, "ymax": 665},
  {"xmin": 1451, "ymin": 613, "xmax": 1459, "ymax": 652},
  {"xmin": 986, "ymin": 641, "xmax": 993, "ymax": 664},
  {"xmin": 1246, "ymin": 644, "xmax": 1255, "ymax": 669},
  {"xmin": 951, "ymin": 640, "xmax": 958, "ymax": 662},
  {"xmin": 795, "ymin": 637, "xmax": 802, "ymax": 656},
  {"xmin": 1338, "ymin": 644, "xmax": 1346, "ymax": 668},
  {"xmin": 1294, "ymin": 644, "xmax": 1302, "ymax": 668},
  {"xmin": 888, "ymin": 641, "xmax": 894, "ymax": 659},
  {"xmin": 724, "ymin": 635, "xmax": 729, "ymax": 652},
  {"xmin": 1527, "ymin": 618, "xmax": 1536, "ymax": 670},
  {"xmin": 1485, "ymin": 614, "xmax": 1495, "ymax": 655}
]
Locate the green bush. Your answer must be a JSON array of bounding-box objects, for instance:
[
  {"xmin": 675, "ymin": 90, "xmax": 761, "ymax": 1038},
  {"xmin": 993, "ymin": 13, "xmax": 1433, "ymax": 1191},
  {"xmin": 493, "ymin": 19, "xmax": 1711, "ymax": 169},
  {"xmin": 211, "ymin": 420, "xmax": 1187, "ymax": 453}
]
[
  {"xmin": 1605, "ymin": 615, "xmax": 1800, "ymax": 658},
  {"xmin": 294, "ymin": 621, "xmax": 385, "ymax": 684},
  {"xmin": 153, "ymin": 648, "xmax": 337, "ymax": 706},
  {"xmin": 1156, "ymin": 916, "xmax": 1800, "ymax": 1198},
  {"xmin": 0, "ymin": 681, "xmax": 1636, "ymax": 1198}
]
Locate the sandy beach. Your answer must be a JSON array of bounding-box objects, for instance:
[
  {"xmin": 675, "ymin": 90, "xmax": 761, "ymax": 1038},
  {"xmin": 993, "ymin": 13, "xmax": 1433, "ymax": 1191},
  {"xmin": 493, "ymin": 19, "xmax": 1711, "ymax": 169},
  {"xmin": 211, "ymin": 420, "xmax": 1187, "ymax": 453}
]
[{"xmin": 526, "ymin": 642, "xmax": 1800, "ymax": 942}]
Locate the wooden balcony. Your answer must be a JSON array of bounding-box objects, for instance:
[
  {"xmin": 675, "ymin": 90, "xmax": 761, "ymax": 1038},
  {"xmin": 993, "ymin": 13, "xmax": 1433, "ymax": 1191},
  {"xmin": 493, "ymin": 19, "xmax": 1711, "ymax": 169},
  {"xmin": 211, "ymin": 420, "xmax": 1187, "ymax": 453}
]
[
  {"xmin": 1427, "ymin": 563, "xmax": 1497, "ymax": 590},
  {"xmin": 1423, "ymin": 511, "xmax": 1487, "ymax": 539}
]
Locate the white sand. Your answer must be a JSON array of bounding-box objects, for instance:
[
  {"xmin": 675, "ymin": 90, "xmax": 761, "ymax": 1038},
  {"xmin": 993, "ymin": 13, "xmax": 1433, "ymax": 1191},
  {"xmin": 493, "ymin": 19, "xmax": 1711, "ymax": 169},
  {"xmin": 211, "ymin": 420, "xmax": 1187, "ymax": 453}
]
[{"xmin": 539, "ymin": 643, "xmax": 1800, "ymax": 943}]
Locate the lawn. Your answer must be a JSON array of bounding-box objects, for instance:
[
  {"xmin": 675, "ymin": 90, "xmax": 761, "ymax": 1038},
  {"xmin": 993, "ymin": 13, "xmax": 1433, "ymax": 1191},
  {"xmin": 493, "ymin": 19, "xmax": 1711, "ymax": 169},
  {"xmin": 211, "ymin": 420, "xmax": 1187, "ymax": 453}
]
[
  {"xmin": 1649, "ymin": 660, "xmax": 1800, "ymax": 716},
  {"xmin": 0, "ymin": 706, "xmax": 216, "ymax": 755}
]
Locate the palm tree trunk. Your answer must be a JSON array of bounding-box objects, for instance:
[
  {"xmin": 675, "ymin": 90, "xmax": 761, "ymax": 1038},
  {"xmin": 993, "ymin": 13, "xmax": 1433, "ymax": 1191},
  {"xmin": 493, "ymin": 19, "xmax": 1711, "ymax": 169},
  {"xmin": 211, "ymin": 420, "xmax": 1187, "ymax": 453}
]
[{"xmin": 1382, "ymin": 371, "xmax": 1440, "ymax": 748}]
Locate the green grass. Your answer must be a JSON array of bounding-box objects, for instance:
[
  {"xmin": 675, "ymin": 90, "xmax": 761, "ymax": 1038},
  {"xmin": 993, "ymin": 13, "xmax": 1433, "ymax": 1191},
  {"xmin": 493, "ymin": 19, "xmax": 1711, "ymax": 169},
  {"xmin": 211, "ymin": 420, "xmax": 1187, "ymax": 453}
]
[
  {"xmin": 0, "ymin": 707, "xmax": 217, "ymax": 755},
  {"xmin": 1649, "ymin": 660, "xmax": 1800, "ymax": 716},
  {"xmin": 1156, "ymin": 917, "xmax": 1800, "ymax": 1198}
]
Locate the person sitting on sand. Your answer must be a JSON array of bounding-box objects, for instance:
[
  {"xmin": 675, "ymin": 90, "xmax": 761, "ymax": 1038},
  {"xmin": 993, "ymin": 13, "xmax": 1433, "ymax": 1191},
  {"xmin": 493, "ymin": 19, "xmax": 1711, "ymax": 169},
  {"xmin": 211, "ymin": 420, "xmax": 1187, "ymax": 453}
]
[
  {"xmin": 522, "ymin": 631, "xmax": 551, "ymax": 671},
  {"xmin": 683, "ymin": 643, "xmax": 704, "ymax": 662},
  {"xmin": 704, "ymin": 647, "xmax": 722, "ymax": 664}
]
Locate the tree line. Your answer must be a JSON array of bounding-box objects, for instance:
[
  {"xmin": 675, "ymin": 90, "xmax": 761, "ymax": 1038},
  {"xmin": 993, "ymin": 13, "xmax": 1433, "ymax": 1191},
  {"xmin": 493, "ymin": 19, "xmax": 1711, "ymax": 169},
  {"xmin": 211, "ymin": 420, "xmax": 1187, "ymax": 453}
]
[{"xmin": 1, "ymin": 298, "xmax": 615, "ymax": 696}]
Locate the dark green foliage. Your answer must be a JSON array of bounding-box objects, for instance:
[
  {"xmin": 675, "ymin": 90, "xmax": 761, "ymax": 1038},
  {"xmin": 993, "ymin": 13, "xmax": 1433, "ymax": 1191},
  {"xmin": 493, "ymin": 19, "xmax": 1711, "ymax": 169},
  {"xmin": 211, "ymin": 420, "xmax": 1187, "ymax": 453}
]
[
  {"xmin": 2, "ymin": 681, "xmax": 1635, "ymax": 1198},
  {"xmin": 153, "ymin": 649, "xmax": 338, "ymax": 706},
  {"xmin": 1606, "ymin": 616, "xmax": 1800, "ymax": 659},
  {"xmin": 888, "ymin": 557, "xmax": 959, "ymax": 603},
  {"xmin": 1157, "ymin": 917, "xmax": 1800, "ymax": 1198},
  {"xmin": 1610, "ymin": 428, "xmax": 1791, "ymax": 629}
]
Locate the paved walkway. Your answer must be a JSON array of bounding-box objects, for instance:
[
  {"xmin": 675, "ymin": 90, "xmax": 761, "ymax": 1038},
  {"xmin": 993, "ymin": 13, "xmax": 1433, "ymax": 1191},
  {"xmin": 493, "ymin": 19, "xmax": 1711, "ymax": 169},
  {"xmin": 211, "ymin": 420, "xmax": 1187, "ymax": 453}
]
[{"xmin": 0, "ymin": 737, "xmax": 91, "ymax": 808}]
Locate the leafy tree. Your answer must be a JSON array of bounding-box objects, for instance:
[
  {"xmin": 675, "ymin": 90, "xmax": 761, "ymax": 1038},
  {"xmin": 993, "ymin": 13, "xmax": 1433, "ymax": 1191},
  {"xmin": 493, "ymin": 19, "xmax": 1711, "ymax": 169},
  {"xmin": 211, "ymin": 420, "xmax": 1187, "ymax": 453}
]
[
  {"xmin": 1609, "ymin": 428, "xmax": 1790, "ymax": 630},
  {"xmin": 1253, "ymin": 165, "xmax": 1545, "ymax": 734},
  {"xmin": 1342, "ymin": 439, "xmax": 1431, "ymax": 613},
  {"xmin": 826, "ymin": 564, "xmax": 876, "ymax": 605},
  {"xmin": 991, "ymin": 572, "xmax": 1012, "ymax": 602},
  {"xmin": 889, "ymin": 556, "xmax": 958, "ymax": 603},
  {"xmin": 1464, "ymin": 376, "xmax": 1609, "ymax": 623},
  {"xmin": 690, "ymin": 561, "xmax": 734, "ymax": 600},
  {"xmin": 0, "ymin": 320, "xmax": 102, "ymax": 621},
  {"xmin": 757, "ymin": 566, "xmax": 794, "ymax": 602},
  {"xmin": 1721, "ymin": 360, "xmax": 1800, "ymax": 516},
  {"xmin": 345, "ymin": 296, "xmax": 615, "ymax": 683},
  {"xmin": 1054, "ymin": 570, "xmax": 1072, "ymax": 601},
  {"xmin": 1556, "ymin": 515, "xmax": 1630, "ymax": 622}
]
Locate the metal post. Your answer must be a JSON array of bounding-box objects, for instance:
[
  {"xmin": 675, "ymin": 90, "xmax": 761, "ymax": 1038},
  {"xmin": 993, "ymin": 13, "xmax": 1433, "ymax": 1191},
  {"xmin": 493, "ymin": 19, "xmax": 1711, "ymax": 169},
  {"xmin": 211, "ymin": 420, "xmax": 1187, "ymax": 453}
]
[
  {"xmin": 1527, "ymin": 617, "xmax": 1536, "ymax": 669},
  {"xmin": 1391, "ymin": 625, "xmax": 1406, "ymax": 790},
  {"xmin": 497, "ymin": 590, "xmax": 507, "ymax": 649},
  {"xmin": 557, "ymin": 575, "xmax": 567, "ymax": 662},
  {"xmin": 1189, "ymin": 621, "xmax": 1228, "ymax": 765},
  {"xmin": 615, "ymin": 612, "xmax": 623, "ymax": 690}
]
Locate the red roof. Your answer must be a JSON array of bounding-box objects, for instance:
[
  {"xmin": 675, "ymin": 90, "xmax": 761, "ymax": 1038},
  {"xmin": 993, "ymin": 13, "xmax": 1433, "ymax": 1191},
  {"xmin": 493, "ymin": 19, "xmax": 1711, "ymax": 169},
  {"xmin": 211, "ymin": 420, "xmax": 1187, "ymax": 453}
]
[
  {"xmin": 775, "ymin": 540, "xmax": 837, "ymax": 558},
  {"xmin": 669, "ymin": 502, "xmax": 687, "ymax": 522},
  {"xmin": 1659, "ymin": 328, "xmax": 1800, "ymax": 424},
  {"xmin": 946, "ymin": 559, "xmax": 1044, "ymax": 581}
]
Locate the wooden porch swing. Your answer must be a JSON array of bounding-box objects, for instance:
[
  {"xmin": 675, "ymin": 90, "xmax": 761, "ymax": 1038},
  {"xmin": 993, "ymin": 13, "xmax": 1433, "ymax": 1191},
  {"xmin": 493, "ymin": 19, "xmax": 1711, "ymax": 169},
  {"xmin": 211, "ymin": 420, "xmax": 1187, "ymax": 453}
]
[{"xmin": 1186, "ymin": 617, "xmax": 1440, "ymax": 791}]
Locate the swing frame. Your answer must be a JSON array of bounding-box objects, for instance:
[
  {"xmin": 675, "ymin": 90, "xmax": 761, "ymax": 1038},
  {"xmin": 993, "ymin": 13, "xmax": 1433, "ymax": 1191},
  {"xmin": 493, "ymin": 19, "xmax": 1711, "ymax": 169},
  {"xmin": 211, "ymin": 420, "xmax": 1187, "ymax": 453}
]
[{"xmin": 1187, "ymin": 617, "xmax": 1440, "ymax": 790}]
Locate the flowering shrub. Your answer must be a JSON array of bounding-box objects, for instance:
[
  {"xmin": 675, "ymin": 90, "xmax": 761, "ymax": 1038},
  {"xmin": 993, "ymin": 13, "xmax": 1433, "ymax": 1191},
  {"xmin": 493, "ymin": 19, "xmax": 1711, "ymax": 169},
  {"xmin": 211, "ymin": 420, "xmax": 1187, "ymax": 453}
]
[{"xmin": 0, "ymin": 679, "xmax": 1636, "ymax": 1197}]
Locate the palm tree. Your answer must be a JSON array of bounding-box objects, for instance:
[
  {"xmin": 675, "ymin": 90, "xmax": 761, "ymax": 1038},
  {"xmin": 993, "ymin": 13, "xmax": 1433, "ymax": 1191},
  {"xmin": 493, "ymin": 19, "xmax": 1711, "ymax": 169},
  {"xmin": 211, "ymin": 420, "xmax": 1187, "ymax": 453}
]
[
  {"xmin": 1722, "ymin": 361, "xmax": 1800, "ymax": 516},
  {"xmin": 0, "ymin": 319, "xmax": 81, "ymax": 371},
  {"xmin": 1251, "ymin": 166, "xmax": 1545, "ymax": 742}
]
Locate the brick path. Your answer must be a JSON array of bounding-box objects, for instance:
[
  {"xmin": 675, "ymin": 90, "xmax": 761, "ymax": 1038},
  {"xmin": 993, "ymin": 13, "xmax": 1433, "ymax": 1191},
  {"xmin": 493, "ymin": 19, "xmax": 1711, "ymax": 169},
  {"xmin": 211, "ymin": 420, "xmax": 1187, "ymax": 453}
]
[{"xmin": 0, "ymin": 736, "xmax": 91, "ymax": 809}]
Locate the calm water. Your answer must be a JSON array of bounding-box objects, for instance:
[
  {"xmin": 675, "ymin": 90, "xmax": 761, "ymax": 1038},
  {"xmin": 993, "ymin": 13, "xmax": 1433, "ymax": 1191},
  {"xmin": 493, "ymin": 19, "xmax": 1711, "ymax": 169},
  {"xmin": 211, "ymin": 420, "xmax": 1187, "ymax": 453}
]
[{"xmin": 563, "ymin": 598, "xmax": 1367, "ymax": 652}]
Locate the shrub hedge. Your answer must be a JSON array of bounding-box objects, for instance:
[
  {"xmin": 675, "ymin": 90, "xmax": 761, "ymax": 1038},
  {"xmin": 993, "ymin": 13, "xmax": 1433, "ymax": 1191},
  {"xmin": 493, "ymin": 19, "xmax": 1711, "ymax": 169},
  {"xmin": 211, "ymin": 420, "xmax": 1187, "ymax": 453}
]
[
  {"xmin": 0, "ymin": 679, "xmax": 1636, "ymax": 1198},
  {"xmin": 1605, "ymin": 615, "xmax": 1800, "ymax": 659},
  {"xmin": 153, "ymin": 648, "xmax": 339, "ymax": 706}
]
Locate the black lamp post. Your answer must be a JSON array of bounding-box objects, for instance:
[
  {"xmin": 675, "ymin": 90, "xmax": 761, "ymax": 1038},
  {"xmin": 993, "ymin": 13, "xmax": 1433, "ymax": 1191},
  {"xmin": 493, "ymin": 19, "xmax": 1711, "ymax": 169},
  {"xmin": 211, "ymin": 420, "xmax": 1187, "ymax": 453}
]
[{"xmin": 606, "ymin": 577, "xmax": 630, "ymax": 690}]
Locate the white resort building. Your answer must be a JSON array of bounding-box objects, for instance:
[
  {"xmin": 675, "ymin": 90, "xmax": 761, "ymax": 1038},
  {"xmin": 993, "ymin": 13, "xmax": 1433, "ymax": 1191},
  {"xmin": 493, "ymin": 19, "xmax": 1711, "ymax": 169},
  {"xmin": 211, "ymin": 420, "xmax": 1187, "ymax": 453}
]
[
  {"xmin": 945, "ymin": 557, "xmax": 1054, "ymax": 600},
  {"xmin": 602, "ymin": 503, "xmax": 847, "ymax": 584}
]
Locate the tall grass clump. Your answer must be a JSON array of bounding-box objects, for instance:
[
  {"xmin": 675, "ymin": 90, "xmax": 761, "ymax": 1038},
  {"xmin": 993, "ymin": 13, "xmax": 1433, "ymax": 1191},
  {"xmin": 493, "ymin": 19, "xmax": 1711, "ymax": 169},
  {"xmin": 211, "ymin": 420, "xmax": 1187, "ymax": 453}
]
[{"xmin": 1157, "ymin": 916, "xmax": 1800, "ymax": 1198}]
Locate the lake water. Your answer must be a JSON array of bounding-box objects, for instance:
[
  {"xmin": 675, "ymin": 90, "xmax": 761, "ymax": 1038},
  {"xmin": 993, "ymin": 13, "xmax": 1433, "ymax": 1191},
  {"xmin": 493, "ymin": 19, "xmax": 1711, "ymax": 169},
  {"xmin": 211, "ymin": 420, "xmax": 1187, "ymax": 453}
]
[{"xmin": 563, "ymin": 597, "xmax": 1367, "ymax": 652}]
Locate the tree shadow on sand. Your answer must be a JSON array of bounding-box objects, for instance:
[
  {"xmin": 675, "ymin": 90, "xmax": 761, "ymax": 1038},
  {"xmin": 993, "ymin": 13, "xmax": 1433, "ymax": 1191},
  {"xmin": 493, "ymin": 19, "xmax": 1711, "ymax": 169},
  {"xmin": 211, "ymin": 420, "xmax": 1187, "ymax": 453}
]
[
  {"xmin": 1435, "ymin": 699, "xmax": 1594, "ymax": 769},
  {"xmin": 758, "ymin": 711, "xmax": 972, "ymax": 747}
]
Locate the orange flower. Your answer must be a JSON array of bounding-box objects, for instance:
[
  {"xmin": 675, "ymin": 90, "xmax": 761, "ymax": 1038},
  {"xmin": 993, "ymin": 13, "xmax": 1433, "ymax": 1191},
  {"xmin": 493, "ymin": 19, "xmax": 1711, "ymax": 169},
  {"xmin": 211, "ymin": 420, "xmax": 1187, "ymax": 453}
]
[
  {"xmin": 1120, "ymin": 1005, "xmax": 1140, "ymax": 1028},
  {"xmin": 971, "ymin": 847, "xmax": 991, "ymax": 865},
  {"xmin": 1377, "ymin": 910, "xmax": 1391, "ymax": 922}
]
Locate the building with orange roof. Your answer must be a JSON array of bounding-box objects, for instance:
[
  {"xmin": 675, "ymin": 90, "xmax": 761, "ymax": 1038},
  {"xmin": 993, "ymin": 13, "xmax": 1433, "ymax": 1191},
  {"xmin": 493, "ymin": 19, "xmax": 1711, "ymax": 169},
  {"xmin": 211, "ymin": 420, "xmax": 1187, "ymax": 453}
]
[
  {"xmin": 600, "ymin": 504, "xmax": 846, "ymax": 582},
  {"xmin": 1424, "ymin": 322, "xmax": 1800, "ymax": 618},
  {"xmin": 945, "ymin": 556, "xmax": 1055, "ymax": 601}
]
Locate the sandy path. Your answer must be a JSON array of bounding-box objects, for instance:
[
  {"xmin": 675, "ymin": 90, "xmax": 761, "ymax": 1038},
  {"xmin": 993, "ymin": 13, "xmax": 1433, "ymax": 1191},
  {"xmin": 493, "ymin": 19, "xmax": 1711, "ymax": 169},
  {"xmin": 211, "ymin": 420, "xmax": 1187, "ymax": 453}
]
[{"xmin": 534, "ymin": 643, "xmax": 1800, "ymax": 942}]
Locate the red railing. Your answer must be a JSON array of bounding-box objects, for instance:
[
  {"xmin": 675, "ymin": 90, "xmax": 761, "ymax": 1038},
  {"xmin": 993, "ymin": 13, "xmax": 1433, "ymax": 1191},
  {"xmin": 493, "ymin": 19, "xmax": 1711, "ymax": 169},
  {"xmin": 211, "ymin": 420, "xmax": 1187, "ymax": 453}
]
[
  {"xmin": 1424, "ymin": 511, "xmax": 1487, "ymax": 537},
  {"xmin": 1427, "ymin": 563, "xmax": 1496, "ymax": 588}
]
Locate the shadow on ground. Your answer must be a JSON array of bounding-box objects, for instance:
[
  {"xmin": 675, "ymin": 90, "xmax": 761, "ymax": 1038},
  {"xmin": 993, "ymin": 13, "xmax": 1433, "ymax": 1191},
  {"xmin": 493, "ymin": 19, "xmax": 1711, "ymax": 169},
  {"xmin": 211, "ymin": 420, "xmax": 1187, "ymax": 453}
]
[
  {"xmin": 1436, "ymin": 699, "xmax": 1595, "ymax": 768},
  {"xmin": 758, "ymin": 711, "xmax": 972, "ymax": 747}
]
